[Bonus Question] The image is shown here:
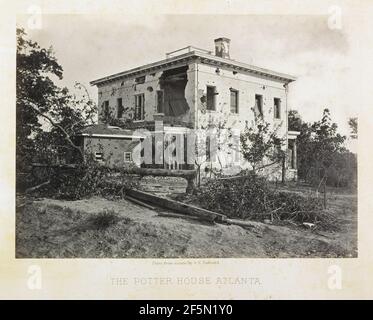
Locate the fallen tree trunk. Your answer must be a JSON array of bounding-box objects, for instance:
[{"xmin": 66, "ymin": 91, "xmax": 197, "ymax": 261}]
[
  {"xmin": 126, "ymin": 168, "xmax": 196, "ymax": 193},
  {"xmin": 217, "ymin": 161, "xmax": 281, "ymax": 182},
  {"xmin": 31, "ymin": 164, "xmax": 197, "ymax": 194},
  {"xmin": 126, "ymin": 167, "xmax": 196, "ymax": 177},
  {"xmin": 125, "ymin": 195, "xmax": 157, "ymax": 210},
  {"xmin": 125, "ymin": 188, "xmax": 226, "ymax": 223},
  {"xmin": 25, "ymin": 180, "xmax": 51, "ymax": 194},
  {"xmin": 32, "ymin": 163, "xmax": 78, "ymax": 169}
]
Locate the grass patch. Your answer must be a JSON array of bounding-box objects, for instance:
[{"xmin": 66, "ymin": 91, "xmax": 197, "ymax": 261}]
[{"xmin": 85, "ymin": 209, "xmax": 120, "ymax": 230}]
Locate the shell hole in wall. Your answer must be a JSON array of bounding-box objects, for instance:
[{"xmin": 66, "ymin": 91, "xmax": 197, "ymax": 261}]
[{"xmin": 159, "ymin": 65, "xmax": 190, "ymax": 116}]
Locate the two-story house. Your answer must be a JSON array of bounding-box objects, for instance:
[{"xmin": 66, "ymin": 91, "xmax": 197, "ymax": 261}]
[{"xmin": 83, "ymin": 38, "xmax": 299, "ymax": 180}]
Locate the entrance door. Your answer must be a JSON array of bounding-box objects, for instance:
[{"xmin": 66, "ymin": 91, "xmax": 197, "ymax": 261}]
[{"xmin": 164, "ymin": 133, "xmax": 185, "ymax": 170}]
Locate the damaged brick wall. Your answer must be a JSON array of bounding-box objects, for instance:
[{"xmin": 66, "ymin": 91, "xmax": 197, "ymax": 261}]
[
  {"xmin": 97, "ymin": 64, "xmax": 197, "ymax": 126},
  {"xmin": 195, "ymin": 63, "xmax": 289, "ymax": 176}
]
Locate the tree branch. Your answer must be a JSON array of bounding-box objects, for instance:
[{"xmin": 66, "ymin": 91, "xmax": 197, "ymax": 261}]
[
  {"xmin": 28, "ymin": 102, "xmax": 84, "ymax": 159},
  {"xmin": 256, "ymin": 158, "xmax": 282, "ymax": 171}
]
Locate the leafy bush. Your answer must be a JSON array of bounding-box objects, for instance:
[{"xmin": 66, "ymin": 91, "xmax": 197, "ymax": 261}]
[
  {"xmin": 325, "ymin": 152, "xmax": 357, "ymax": 188},
  {"xmin": 288, "ymin": 109, "xmax": 356, "ymax": 189},
  {"xmin": 49, "ymin": 162, "xmax": 107, "ymax": 200},
  {"xmin": 194, "ymin": 174, "xmax": 327, "ymax": 227},
  {"xmin": 195, "ymin": 175, "xmax": 270, "ymax": 218},
  {"xmin": 33, "ymin": 159, "xmax": 138, "ymax": 200}
]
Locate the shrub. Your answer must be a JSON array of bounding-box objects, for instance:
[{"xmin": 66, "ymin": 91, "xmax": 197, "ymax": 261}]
[
  {"xmin": 195, "ymin": 174, "xmax": 271, "ymax": 219},
  {"xmin": 194, "ymin": 174, "xmax": 327, "ymax": 227},
  {"xmin": 87, "ymin": 209, "xmax": 119, "ymax": 230}
]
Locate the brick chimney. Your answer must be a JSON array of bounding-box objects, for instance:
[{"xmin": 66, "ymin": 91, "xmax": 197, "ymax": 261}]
[{"xmin": 214, "ymin": 37, "xmax": 231, "ymax": 59}]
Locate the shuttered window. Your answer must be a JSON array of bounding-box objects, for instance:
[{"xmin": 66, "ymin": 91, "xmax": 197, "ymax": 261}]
[
  {"xmin": 274, "ymin": 98, "xmax": 281, "ymax": 119},
  {"xmin": 134, "ymin": 94, "xmax": 145, "ymax": 120},
  {"xmin": 206, "ymin": 86, "xmax": 216, "ymax": 111},
  {"xmin": 255, "ymin": 94, "xmax": 263, "ymax": 117},
  {"xmin": 124, "ymin": 152, "xmax": 132, "ymax": 162},
  {"xmin": 117, "ymin": 98, "xmax": 123, "ymax": 118},
  {"xmin": 230, "ymin": 89, "xmax": 239, "ymax": 113}
]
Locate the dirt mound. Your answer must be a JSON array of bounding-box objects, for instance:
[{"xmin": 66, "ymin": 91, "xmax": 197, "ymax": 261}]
[{"xmin": 16, "ymin": 195, "xmax": 357, "ymax": 258}]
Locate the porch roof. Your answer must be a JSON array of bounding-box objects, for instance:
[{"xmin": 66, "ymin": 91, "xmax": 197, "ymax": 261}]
[{"xmin": 78, "ymin": 124, "xmax": 144, "ymax": 139}]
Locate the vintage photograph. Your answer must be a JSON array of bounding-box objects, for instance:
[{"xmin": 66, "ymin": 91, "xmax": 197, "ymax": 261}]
[{"xmin": 15, "ymin": 14, "xmax": 357, "ymax": 259}]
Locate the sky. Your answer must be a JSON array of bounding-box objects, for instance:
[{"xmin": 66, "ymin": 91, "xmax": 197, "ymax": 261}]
[{"xmin": 17, "ymin": 13, "xmax": 364, "ymax": 151}]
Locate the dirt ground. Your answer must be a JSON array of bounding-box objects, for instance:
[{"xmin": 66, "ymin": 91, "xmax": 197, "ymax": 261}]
[{"xmin": 16, "ymin": 188, "xmax": 357, "ymax": 258}]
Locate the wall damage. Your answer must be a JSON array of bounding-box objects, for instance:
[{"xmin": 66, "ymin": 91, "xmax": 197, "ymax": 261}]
[{"xmin": 159, "ymin": 66, "xmax": 190, "ymax": 117}]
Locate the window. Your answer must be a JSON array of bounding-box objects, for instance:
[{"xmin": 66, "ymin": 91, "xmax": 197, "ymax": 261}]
[
  {"xmin": 274, "ymin": 98, "xmax": 281, "ymax": 119},
  {"xmin": 255, "ymin": 94, "xmax": 263, "ymax": 117},
  {"xmin": 230, "ymin": 89, "xmax": 239, "ymax": 113},
  {"xmin": 95, "ymin": 152, "xmax": 103, "ymax": 161},
  {"xmin": 117, "ymin": 98, "xmax": 123, "ymax": 118},
  {"xmin": 103, "ymin": 100, "xmax": 109, "ymax": 116},
  {"xmin": 134, "ymin": 94, "xmax": 145, "ymax": 120},
  {"xmin": 124, "ymin": 152, "xmax": 132, "ymax": 162},
  {"xmin": 156, "ymin": 90, "xmax": 164, "ymax": 113},
  {"xmin": 135, "ymin": 76, "xmax": 145, "ymax": 84},
  {"xmin": 206, "ymin": 86, "xmax": 216, "ymax": 111}
]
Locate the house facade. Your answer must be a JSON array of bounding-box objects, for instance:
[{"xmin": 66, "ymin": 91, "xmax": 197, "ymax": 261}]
[{"xmin": 88, "ymin": 38, "xmax": 298, "ymax": 180}]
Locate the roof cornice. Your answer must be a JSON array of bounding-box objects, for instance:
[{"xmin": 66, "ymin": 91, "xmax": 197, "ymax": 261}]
[
  {"xmin": 90, "ymin": 51, "xmax": 296, "ymax": 86},
  {"xmin": 79, "ymin": 133, "xmax": 144, "ymax": 139}
]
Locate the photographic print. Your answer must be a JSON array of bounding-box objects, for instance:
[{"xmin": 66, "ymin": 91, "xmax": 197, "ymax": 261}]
[
  {"xmin": 15, "ymin": 13, "xmax": 358, "ymax": 259},
  {"xmin": 1, "ymin": 0, "xmax": 372, "ymax": 300}
]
